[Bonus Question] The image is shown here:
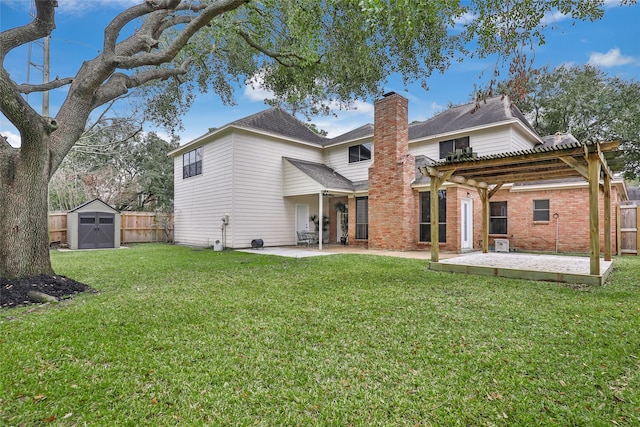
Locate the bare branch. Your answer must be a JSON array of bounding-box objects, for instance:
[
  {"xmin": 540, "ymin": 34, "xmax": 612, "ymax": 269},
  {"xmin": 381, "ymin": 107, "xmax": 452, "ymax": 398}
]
[
  {"xmin": 17, "ymin": 77, "xmax": 74, "ymax": 94},
  {"xmin": 104, "ymin": 0, "xmax": 180, "ymax": 57},
  {"xmin": 112, "ymin": 0, "xmax": 250, "ymax": 69},
  {"xmin": 0, "ymin": 0, "xmax": 57, "ymax": 62},
  {"xmin": 236, "ymin": 30, "xmax": 315, "ymax": 67},
  {"xmin": 91, "ymin": 61, "xmax": 191, "ymax": 109}
]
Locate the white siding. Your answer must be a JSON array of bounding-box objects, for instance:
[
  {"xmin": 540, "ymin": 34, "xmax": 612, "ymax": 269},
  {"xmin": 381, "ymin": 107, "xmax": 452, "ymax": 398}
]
[
  {"xmin": 466, "ymin": 127, "xmax": 512, "ymax": 157},
  {"xmin": 324, "ymin": 141, "xmax": 372, "ymax": 182},
  {"xmin": 173, "ymin": 134, "xmax": 234, "ymax": 247},
  {"xmin": 409, "ymin": 126, "xmax": 513, "ymax": 159},
  {"xmin": 511, "ymin": 127, "xmax": 539, "ymax": 151},
  {"xmin": 283, "ymin": 160, "xmax": 324, "ymax": 196},
  {"xmin": 228, "ymin": 131, "xmax": 323, "ymax": 247},
  {"xmin": 408, "ymin": 139, "xmax": 439, "ymax": 160}
]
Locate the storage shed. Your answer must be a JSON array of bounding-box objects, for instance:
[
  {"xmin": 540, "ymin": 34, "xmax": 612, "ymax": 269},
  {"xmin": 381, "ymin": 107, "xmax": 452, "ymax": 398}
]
[{"xmin": 67, "ymin": 199, "xmax": 121, "ymax": 250}]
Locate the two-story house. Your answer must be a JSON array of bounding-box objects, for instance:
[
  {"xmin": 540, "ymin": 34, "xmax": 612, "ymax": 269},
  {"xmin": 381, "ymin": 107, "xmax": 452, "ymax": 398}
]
[{"xmin": 169, "ymin": 93, "xmax": 626, "ymax": 254}]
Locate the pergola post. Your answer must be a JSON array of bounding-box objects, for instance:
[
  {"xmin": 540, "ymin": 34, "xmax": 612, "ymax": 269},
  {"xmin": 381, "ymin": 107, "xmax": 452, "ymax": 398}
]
[
  {"xmin": 604, "ymin": 172, "xmax": 612, "ymax": 261},
  {"xmin": 477, "ymin": 188, "xmax": 489, "ymax": 253},
  {"xmin": 430, "ymin": 177, "xmax": 440, "ymax": 262},
  {"xmin": 587, "ymin": 151, "xmax": 601, "ymax": 275}
]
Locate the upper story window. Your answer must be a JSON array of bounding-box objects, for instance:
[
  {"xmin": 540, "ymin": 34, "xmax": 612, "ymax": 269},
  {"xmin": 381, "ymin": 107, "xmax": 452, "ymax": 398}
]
[
  {"xmin": 439, "ymin": 136, "xmax": 470, "ymax": 159},
  {"xmin": 183, "ymin": 147, "xmax": 202, "ymax": 178},
  {"xmin": 533, "ymin": 199, "xmax": 550, "ymax": 222},
  {"xmin": 349, "ymin": 142, "xmax": 372, "ymax": 163}
]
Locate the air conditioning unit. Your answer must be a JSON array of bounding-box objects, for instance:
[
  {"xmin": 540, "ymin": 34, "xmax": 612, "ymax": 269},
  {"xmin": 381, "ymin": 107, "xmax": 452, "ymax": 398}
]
[{"xmin": 494, "ymin": 239, "xmax": 509, "ymax": 253}]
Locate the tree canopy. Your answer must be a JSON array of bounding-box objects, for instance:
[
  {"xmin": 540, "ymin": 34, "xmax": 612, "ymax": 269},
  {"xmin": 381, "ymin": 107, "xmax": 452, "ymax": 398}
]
[
  {"xmin": 0, "ymin": 0, "xmax": 629, "ymax": 278},
  {"xmin": 506, "ymin": 65, "xmax": 640, "ymax": 178}
]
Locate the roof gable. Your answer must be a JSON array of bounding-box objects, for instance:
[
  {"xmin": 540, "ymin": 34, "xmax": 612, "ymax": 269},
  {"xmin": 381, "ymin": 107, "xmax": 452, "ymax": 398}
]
[
  {"xmin": 230, "ymin": 108, "xmax": 327, "ymax": 145},
  {"xmin": 408, "ymin": 96, "xmax": 536, "ymax": 141},
  {"xmin": 68, "ymin": 198, "xmax": 119, "ymax": 213}
]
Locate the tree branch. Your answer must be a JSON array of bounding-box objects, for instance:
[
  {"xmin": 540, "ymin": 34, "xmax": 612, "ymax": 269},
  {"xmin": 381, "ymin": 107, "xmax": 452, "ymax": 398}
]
[
  {"xmin": 91, "ymin": 61, "xmax": 191, "ymax": 109},
  {"xmin": 17, "ymin": 77, "xmax": 74, "ymax": 94},
  {"xmin": 236, "ymin": 30, "xmax": 313, "ymax": 67},
  {"xmin": 104, "ymin": 0, "xmax": 181, "ymax": 57},
  {"xmin": 112, "ymin": 0, "xmax": 250, "ymax": 69},
  {"xmin": 0, "ymin": 0, "xmax": 57, "ymax": 62}
]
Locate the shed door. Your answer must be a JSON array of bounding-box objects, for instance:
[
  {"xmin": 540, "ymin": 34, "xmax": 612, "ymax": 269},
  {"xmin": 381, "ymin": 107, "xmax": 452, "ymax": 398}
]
[{"xmin": 78, "ymin": 212, "xmax": 115, "ymax": 249}]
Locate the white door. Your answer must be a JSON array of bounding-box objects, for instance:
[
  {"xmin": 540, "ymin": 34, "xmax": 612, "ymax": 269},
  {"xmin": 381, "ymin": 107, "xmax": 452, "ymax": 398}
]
[
  {"xmin": 296, "ymin": 204, "xmax": 310, "ymax": 235},
  {"xmin": 461, "ymin": 198, "xmax": 473, "ymax": 250}
]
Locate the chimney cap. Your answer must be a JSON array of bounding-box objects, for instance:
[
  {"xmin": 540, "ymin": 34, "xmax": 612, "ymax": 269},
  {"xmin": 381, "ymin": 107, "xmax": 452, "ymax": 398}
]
[{"xmin": 382, "ymin": 91, "xmax": 397, "ymax": 98}]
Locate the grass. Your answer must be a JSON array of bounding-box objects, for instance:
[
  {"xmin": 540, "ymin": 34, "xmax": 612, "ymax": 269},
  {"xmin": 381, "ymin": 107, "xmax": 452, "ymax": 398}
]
[{"xmin": 1, "ymin": 244, "xmax": 640, "ymax": 426}]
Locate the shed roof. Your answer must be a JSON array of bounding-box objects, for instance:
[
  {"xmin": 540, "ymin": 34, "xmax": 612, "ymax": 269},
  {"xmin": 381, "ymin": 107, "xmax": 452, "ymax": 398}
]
[{"xmin": 68, "ymin": 198, "xmax": 119, "ymax": 213}]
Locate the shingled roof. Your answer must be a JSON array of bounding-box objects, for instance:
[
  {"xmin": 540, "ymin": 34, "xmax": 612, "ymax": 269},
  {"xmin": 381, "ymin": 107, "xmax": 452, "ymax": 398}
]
[
  {"xmin": 284, "ymin": 158, "xmax": 354, "ymax": 191},
  {"xmin": 230, "ymin": 108, "xmax": 327, "ymax": 145},
  {"xmin": 408, "ymin": 96, "xmax": 536, "ymax": 141},
  {"xmin": 220, "ymin": 96, "xmax": 537, "ymax": 147},
  {"xmin": 328, "ymin": 123, "xmax": 374, "ymax": 144}
]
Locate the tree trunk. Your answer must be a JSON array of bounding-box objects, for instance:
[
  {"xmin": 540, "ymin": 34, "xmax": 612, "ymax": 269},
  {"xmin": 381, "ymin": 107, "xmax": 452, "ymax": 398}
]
[{"xmin": 0, "ymin": 136, "xmax": 54, "ymax": 278}]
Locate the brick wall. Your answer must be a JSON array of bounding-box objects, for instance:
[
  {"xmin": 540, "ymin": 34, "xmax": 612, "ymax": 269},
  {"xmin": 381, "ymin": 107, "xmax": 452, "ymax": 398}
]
[
  {"xmin": 367, "ymin": 92, "xmax": 416, "ymax": 250},
  {"xmin": 475, "ymin": 185, "xmax": 620, "ymax": 254}
]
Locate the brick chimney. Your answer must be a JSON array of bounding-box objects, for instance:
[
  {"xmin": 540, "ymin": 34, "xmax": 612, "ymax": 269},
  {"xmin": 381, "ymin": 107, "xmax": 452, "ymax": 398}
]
[{"xmin": 367, "ymin": 92, "xmax": 416, "ymax": 250}]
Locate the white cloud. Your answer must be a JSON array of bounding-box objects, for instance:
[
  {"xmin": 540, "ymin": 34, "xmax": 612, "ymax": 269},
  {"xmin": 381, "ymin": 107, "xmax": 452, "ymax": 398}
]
[
  {"xmin": 604, "ymin": 0, "xmax": 625, "ymax": 7},
  {"xmin": 244, "ymin": 71, "xmax": 376, "ymax": 138},
  {"xmin": 1, "ymin": 129, "xmax": 21, "ymax": 148},
  {"xmin": 588, "ymin": 48, "xmax": 636, "ymax": 68},
  {"xmin": 243, "ymin": 74, "xmax": 275, "ymax": 102},
  {"xmin": 58, "ymin": 0, "xmax": 140, "ymax": 15},
  {"xmin": 540, "ymin": 10, "xmax": 569, "ymax": 26}
]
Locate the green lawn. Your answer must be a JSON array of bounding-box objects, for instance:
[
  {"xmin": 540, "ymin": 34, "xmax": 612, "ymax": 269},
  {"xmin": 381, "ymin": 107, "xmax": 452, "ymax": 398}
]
[{"xmin": 1, "ymin": 244, "xmax": 639, "ymax": 426}]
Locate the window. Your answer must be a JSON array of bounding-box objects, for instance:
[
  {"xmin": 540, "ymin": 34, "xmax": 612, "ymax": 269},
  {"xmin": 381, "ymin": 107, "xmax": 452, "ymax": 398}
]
[
  {"xmin": 349, "ymin": 143, "xmax": 372, "ymax": 163},
  {"xmin": 419, "ymin": 190, "xmax": 446, "ymax": 243},
  {"xmin": 183, "ymin": 147, "xmax": 203, "ymax": 178},
  {"xmin": 533, "ymin": 199, "xmax": 550, "ymax": 221},
  {"xmin": 355, "ymin": 197, "xmax": 368, "ymax": 239},
  {"xmin": 439, "ymin": 136, "xmax": 469, "ymax": 159},
  {"xmin": 489, "ymin": 201, "xmax": 507, "ymax": 234}
]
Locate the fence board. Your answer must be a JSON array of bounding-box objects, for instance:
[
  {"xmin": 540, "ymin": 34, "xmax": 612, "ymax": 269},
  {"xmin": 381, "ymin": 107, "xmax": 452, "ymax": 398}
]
[
  {"xmin": 619, "ymin": 204, "xmax": 639, "ymax": 255},
  {"xmin": 48, "ymin": 212, "xmax": 67, "ymax": 245},
  {"xmin": 120, "ymin": 212, "xmax": 174, "ymax": 243},
  {"xmin": 49, "ymin": 211, "xmax": 173, "ymax": 246}
]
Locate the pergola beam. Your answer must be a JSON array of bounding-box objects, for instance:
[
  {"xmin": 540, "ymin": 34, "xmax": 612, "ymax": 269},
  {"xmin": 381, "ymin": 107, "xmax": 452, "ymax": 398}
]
[{"xmin": 420, "ymin": 141, "xmax": 620, "ymax": 277}]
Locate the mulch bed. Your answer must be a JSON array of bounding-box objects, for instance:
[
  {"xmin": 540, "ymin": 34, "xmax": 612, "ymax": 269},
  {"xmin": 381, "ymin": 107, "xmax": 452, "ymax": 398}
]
[{"xmin": 1, "ymin": 275, "xmax": 92, "ymax": 309}]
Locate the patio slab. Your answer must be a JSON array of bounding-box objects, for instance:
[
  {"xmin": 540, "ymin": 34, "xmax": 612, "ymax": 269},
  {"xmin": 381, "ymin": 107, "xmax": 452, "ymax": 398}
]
[
  {"xmin": 430, "ymin": 252, "xmax": 614, "ymax": 285},
  {"xmin": 237, "ymin": 247, "xmax": 336, "ymax": 258}
]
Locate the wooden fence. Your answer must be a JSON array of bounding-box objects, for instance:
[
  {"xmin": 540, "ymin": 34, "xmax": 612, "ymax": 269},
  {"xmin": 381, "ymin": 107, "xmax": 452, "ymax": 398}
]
[
  {"xmin": 49, "ymin": 211, "xmax": 174, "ymax": 245},
  {"xmin": 618, "ymin": 202, "xmax": 639, "ymax": 256}
]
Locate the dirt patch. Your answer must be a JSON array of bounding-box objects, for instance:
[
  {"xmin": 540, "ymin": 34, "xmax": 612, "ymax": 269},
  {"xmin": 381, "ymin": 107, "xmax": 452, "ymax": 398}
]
[{"xmin": 1, "ymin": 275, "xmax": 92, "ymax": 309}]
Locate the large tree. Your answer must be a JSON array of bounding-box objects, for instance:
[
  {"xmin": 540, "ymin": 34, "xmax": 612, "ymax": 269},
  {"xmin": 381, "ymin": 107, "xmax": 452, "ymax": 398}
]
[
  {"xmin": 508, "ymin": 64, "xmax": 640, "ymax": 177},
  {"xmin": 0, "ymin": 0, "xmax": 619, "ymax": 278}
]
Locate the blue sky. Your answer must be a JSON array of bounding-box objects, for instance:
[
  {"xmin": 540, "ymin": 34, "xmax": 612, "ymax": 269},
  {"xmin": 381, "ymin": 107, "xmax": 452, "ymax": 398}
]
[{"xmin": 1, "ymin": 0, "xmax": 639, "ymax": 147}]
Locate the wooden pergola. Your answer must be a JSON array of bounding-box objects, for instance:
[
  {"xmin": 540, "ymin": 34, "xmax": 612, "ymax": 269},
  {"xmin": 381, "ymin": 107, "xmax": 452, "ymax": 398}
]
[{"xmin": 420, "ymin": 141, "xmax": 621, "ymax": 276}]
